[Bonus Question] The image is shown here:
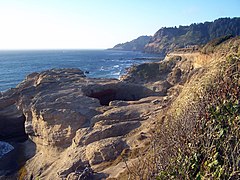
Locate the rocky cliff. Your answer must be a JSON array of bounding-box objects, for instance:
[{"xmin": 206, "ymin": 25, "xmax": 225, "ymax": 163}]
[
  {"xmin": 111, "ymin": 17, "xmax": 240, "ymax": 55},
  {"xmin": 0, "ymin": 68, "xmax": 162, "ymax": 179},
  {"xmin": 144, "ymin": 17, "xmax": 240, "ymax": 55},
  {"xmin": 0, "ymin": 37, "xmax": 239, "ymax": 179},
  {"xmin": 110, "ymin": 36, "xmax": 151, "ymax": 51}
]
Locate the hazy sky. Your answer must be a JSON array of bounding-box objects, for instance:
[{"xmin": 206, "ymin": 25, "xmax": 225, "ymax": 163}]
[{"xmin": 0, "ymin": 0, "xmax": 239, "ymax": 49}]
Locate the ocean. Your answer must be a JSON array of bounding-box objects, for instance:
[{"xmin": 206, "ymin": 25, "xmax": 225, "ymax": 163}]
[{"xmin": 0, "ymin": 50, "xmax": 162, "ymax": 92}]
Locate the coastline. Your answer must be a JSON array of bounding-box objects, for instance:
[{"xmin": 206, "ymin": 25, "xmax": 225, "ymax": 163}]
[{"xmin": 0, "ymin": 50, "xmax": 162, "ymax": 92}]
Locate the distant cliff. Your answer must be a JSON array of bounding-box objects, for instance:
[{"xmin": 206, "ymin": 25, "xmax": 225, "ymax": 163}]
[
  {"xmin": 110, "ymin": 35, "xmax": 151, "ymax": 51},
  {"xmin": 144, "ymin": 17, "xmax": 240, "ymax": 55},
  {"xmin": 111, "ymin": 17, "xmax": 240, "ymax": 55}
]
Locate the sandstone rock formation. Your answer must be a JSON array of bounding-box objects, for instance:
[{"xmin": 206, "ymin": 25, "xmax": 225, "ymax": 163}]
[
  {"xmin": 0, "ymin": 68, "xmax": 161, "ymax": 179},
  {"xmin": 0, "ymin": 37, "xmax": 239, "ymax": 179}
]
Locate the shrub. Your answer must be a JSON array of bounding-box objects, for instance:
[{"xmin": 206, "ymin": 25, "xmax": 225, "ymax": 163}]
[
  {"xmin": 201, "ymin": 35, "xmax": 234, "ymax": 54},
  {"xmin": 156, "ymin": 55, "xmax": 240, "ymax": 179}
]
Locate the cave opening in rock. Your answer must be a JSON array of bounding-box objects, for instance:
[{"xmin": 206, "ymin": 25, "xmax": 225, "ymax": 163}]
[
  {"xmin": 87, "ymin": 89, "xmax": 139, "ymax": 106},
  {"xmin": 0, "ymin": 113, "xmax": 36, "ymax": 176},
  {"xmin": 0, "ymin": 114, "xmax": 28, "ymax": 143}
]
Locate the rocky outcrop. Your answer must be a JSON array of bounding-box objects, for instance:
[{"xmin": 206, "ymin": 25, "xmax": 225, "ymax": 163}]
[
  {"xmin": 0, "ymin": 63, "xmax": 190, "ymax": 179},
  {"xmin": 0, "ymin": 59, "xmax": 201, "ymax": 178},
  {"xmin": 0, "ymin": 68, "xmax": 162, "ymax": 179}
]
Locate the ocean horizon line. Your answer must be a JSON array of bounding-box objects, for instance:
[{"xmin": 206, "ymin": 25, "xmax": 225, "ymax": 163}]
[{"xmin": 0, "ymin": 48, "xmax": 108, "ymax": 52}]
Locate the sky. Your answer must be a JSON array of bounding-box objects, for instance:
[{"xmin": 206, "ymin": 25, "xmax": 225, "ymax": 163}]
[{"xmin": 0, "ymin": 0, "xmax": 239, "ymax": 50}]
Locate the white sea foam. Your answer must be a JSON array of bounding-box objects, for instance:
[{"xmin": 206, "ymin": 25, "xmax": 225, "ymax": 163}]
[
  {"xmin": 111, "ymin": 72, "xmax": 121, "ymax": 76},
  {"xmin": 0, "ymin": 141, "xmax": 14, "ymax": 159}
]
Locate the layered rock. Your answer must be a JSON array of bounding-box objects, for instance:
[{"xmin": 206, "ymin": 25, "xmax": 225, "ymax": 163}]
[
  {"xmin": 0, "ymin": 68, "xmax": 161, "ymax": 179},
  {"xmin": 0, "ymin": 60, "xmax": 203, "ymax": 179},
  {"xmin": 0, "ymin": 63, "xmax": 185, "ymax": 179}
]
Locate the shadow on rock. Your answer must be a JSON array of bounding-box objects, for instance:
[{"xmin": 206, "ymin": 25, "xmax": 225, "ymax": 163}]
[{"xmin": 0, "ymin": 139, "xmax": 36, "ymax": 178}]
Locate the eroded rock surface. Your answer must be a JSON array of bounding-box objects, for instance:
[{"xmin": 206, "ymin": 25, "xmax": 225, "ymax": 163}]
[
  {"xmin": 0, "ymin": 54, "xmax": 208, "ymax": 179},
  {"xmin": 0, "ymin": 68, "xmax": 162, "ymax": 179},
  {"xmin": 0, "ymin": 57, "xmax": 214, "ymax": 179}
]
